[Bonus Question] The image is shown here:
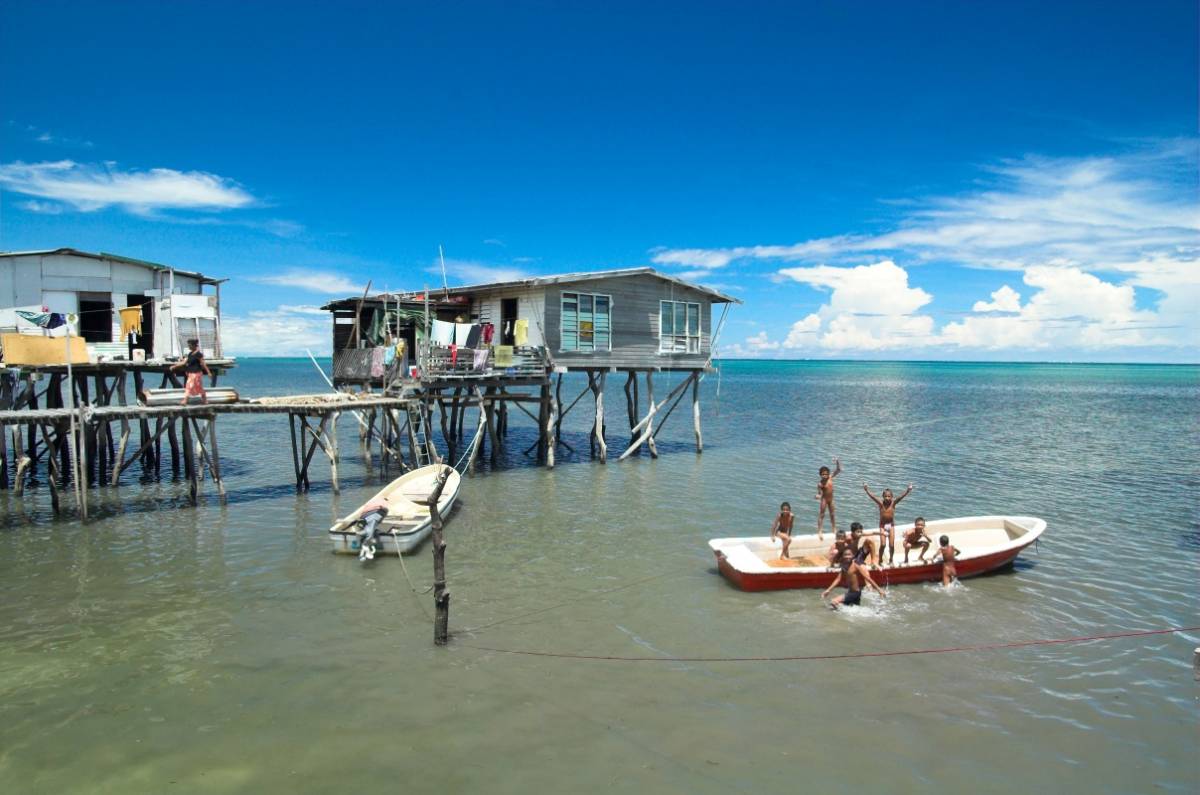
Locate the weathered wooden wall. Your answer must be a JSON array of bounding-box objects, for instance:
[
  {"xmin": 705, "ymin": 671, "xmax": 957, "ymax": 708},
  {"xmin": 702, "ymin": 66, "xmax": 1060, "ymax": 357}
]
[{"xmin": 536, "ymin": 273, "xmax": 717, "ymax": 369}]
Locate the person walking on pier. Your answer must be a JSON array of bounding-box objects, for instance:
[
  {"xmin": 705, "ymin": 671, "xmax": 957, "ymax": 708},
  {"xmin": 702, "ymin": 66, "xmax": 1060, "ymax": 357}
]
[{"xmin": 172, "ymin": 338, "xmax": 211, "ymax": 405}]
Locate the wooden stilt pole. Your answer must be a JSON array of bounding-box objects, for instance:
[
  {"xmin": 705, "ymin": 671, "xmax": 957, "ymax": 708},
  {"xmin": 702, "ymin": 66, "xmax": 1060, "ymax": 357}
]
[
  {"xmin": 645, "ymin": 371, "xmax": 658, "ymax": 459},
  {"xmin": 692, "ymin": 371, "xmax": 702, "ymax": 453},
  {"xmin": 289, "ymin": 413, "xmax": 302, "ymax": 490},
  {"xmin": 545, "ymin": 381, "xmax": 556, "ymax": 468},
  {"xmin": 180, "ymin": 413, "xmax": 198, "ymax": 502},
  {"xmin": 207, "ymin": 416, "xmax": 226, "ymax": 500},
  {"xmin": 426, "ymin": 465, "xmax": 453, "ymax": 645},
  {"xmin": 594, "ymin": 370, "xmax": 607, "ymax": 463},
  {"xmin": 328, "ymin": 411, "xmax": 340, "ymax": 493}
]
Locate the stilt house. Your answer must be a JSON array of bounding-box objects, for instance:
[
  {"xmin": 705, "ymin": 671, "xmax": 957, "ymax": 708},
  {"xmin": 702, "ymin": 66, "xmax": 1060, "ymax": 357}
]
[
  {"xmin": 322, "ymin": 267, "xmax": 739, "ymax": 465},
  {"xmin": 0, "ymin": 248, "xmax": 225, "ymax": 362}
]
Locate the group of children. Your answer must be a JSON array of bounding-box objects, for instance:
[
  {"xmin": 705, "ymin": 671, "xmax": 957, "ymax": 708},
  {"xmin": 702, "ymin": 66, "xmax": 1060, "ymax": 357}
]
[{"xmin": 769, "ymin": 458, "xmax": 962, "ymax": 608}]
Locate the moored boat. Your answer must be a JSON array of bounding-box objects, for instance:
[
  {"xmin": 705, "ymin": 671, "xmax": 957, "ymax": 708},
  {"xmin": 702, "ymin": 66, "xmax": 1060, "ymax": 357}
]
[
  {"xmin": 329, "ymin": 464, "xmax": 461, "ymax": 556},
  {"xmin": 709, "ymin": 515, "xmax": 1045, "ymax": 591}
]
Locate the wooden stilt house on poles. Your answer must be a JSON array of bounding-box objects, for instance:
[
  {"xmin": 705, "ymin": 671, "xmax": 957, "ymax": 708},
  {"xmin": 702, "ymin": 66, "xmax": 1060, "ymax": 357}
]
[{"xmin": 321, "ymin": 268, "xmax": 739, "ymax": 467}]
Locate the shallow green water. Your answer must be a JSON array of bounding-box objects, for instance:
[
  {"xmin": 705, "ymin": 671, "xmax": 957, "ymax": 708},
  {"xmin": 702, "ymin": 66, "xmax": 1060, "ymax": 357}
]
[{"xmin": 1, "ymin": 360, "xmax": 1197, "ymax": 793}]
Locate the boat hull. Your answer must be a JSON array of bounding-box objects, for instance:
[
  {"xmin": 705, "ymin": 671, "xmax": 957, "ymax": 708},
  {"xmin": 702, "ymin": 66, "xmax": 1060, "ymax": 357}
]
[
  {"xmin": 709, "ymin": 516, "xmax": 1045, "ymax": 592},
  {"xmin": 328, "ymin": 464, "xmax": 460, "ymax": 556},
  {"xmin": 714, "ymin": 544, "xmax": 1028, "ymax": 591}
]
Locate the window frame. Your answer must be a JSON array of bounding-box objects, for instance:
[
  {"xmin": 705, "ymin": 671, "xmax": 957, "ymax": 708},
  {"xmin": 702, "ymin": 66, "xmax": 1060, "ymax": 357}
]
[
  {"xmin": 559, "ymin": 290, "xmax": 613, "ymax": 353},
  {"xmin": 658, "ymin": 299, "xmax": 702, "ymax": 354}
]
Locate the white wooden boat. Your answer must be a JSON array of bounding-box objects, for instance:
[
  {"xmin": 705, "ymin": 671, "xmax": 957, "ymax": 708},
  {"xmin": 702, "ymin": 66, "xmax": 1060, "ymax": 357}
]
[
  {"xmin": 329, "ymin": 465, "xmax": 461, "ymax": 556},
  {"xmin": 710, "ymin": 515, "xmax": 1046, "ymax": 591}
]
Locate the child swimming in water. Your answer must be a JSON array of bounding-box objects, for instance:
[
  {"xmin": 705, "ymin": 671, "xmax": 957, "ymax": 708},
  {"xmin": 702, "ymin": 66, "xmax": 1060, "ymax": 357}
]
[
  {"xmin": 863, "ymin": 482, "xmax": 913, "ymax": 566},
  {"xmin": 814, "ymin": 458, "xmax": 842, "ymax": 541},
  {"xmin": 770, "ymin": 501, "xmax": 795, "ymax": 560},
  {"xmin": 821, "ymin": 547, "xmax": 886, "ymax": 608},
  {"xmin": 930, "ymin": 534, "xmax": 961, "ymax": 586}
]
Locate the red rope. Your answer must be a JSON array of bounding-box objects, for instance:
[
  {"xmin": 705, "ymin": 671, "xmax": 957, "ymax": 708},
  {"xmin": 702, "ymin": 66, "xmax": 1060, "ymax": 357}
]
[{"xmin": 460, "ymin": 625, "xmax": 1200, "ymax": 663}]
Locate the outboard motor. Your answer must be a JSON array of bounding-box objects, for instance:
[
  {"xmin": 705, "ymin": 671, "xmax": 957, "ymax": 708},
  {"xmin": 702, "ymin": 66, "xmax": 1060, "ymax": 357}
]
[{"xmin": 356, "ymin": 507, "xmax": 388, "ymax": 562}]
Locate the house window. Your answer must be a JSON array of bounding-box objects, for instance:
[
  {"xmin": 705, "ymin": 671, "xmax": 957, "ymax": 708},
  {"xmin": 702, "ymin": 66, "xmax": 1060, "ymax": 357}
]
[
  {"xmin": 560, "ymin": 292, "xmax": 611, "ymax": 352},
  {"xmin": 659, "ymin": 300, "xmax": 701, "ymax": 353}
]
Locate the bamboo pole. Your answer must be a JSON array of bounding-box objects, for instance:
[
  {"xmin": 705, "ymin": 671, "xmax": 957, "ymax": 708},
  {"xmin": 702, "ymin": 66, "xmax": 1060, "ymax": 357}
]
[
  {"xmin": 692, "ymin": 371, "xmax": 702, "ymax": 453},
  {"xmin": 645, "ymin": 372, "xmax": 658, "ymax": 459}
]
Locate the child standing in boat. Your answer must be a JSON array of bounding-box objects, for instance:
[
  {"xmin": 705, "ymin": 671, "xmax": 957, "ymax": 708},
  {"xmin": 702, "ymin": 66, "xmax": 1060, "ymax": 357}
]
[
  {"xmin": 822, "ymin": 547, "xmax": 886, "ymax": 608},
  {"xmin": 814, "ymin": 458, "xmax": 841, "ymax": 541},
  {"xmin": 902, "ymin": 517, "xmax": 933, "ymax": 563},
  {"xmin": 770, "ymin": 502, "xmax": 795, "ymax": 560},
  {"xmin": 931, "ymin": 535, "xmax": 961, "ymax": 586},
  {"xmin": 863, "ymin": 482, "xmax": 913, "ymax": 566}
]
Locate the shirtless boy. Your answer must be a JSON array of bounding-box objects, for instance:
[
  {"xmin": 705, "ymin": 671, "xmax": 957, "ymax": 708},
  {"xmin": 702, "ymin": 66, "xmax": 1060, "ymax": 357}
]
[
  {"xmin": 822, "ymin": 547, "xmax": 886, "ymax": 608},
  {"xmin": 827, "ymin": 529, "xmax": 848, "ymax": 565},
  {"xmin": 863, "ymin": 482, "xmax": 913, "ymax": 566},
  {"xmin": 770, "ymin": 502, "xmax": 795, "ymax": 560},
  {"xmin": 931, "ymin": 535, "xmax": 962, "ymax": 586},
  {"xmin": 902, "ymin": 516, "xmax": 933, "ymax": 563},
  {"xmin": 849, "ymin": 522, "xmax": 878, "ymax": 568},
  {"xmin": 814, "ymin": 458, "xmax": 842, "ymax": 541}
]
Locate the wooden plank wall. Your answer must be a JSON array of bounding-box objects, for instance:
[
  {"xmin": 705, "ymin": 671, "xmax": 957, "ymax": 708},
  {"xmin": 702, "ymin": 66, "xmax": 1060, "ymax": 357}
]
[{"xmin": 541, "ymin": 273, "xmax": 715, "ymax": 369}]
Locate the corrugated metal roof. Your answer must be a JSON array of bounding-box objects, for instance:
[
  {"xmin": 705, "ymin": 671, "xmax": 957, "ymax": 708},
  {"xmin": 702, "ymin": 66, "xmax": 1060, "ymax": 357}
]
[
  {"xmin": 332, "ymin": 267, "xmax": 741, "ymax": 306},
  {"xmin": 0, "ymin": 248, "xmax": 223, "ymax": 284}
]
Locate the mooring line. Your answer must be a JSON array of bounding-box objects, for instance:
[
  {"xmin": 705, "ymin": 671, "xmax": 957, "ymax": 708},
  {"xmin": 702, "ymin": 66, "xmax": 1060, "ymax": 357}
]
[{"xmin": 458, "ymin": 625, "xmax": 1199, "ymax": 663}]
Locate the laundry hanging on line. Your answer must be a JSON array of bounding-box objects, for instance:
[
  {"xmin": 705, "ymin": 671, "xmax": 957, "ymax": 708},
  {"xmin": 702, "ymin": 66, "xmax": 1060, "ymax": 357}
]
[
  {"xmin": 118, "ymin": 306, "xmax": 143, "ymax": 338},
  {"xmin": 513, "ymin": 319, "xmax": 529, "ymax": 345},
  {"xmin": 472, "ymin": 348, "xmax": 489, "ymax": 370},
  {"xmin": 430, "ymin": 319, "xmax": 455, "ymax": 345},
  {"xmin": 370, "ymin": 346, "xmax": 387, "ymax": 378},
  {"xmin": 453, "ymin": 323, "xmax": 474, "ymax": 346}
]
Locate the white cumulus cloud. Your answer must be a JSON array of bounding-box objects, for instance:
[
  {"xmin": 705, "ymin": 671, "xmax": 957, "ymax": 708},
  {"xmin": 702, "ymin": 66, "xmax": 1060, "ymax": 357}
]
[
  {"xmin": 0, "ymin": 160, "xmax": 255, "ymax": 213},
  {"xmin": 249, "ymin": 269, "xmax": 366, "ymax": 295},
  {"xmin": 776, "ymin": 260, "xmax": 936, "ymax": 350},
  {"xmin": 221, "ymin": 305, "xmax": 331, "ymax": 357},
  {"xmin": 971, "ymin": 285, "xmax": 1021, "ymax": 313}
]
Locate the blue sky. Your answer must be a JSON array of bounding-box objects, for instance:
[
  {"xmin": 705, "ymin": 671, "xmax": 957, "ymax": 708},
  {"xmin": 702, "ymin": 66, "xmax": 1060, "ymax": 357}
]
[{"xmin": 2, "ymin": 1, "xmax": 1196, "ymax": 360}]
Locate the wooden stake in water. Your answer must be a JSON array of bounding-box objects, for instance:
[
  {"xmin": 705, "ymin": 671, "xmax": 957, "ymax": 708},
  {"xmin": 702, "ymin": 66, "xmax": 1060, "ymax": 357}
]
[{"xmin": 424, "ymin": 465, "xmax": 454, "ymax": 645}]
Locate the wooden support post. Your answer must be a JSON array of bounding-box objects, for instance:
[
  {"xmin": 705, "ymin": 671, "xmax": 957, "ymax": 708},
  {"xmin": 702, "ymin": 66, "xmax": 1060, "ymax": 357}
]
[
  {"xmin": 205, "ymin": 417, "xmax": 224, "ymax": 499},
  {"xmin": 25, "ymin": 382, "xmax": 39, "ymax": 481},
  {"xmin": 111, "ymin": 372, "xmax": 132, "ymax": 485},
  {"xmin": 0, "ymin": 420, "xmax": 7, "ymax": 490},
  {"xmin": 133, "ymin": 370, "xmax": 152, "ymax": 471},
  {"xmin": 593, "ymin": 371, "xmax": 607, "ymax": 463},
  {"xmin": 288, "ymin": 413, "xmax": 302, "ymax": 491},
  {"xmin": 328, "ymin": 411, "xmax": 340, "ymax": 493},
  {"xmin": 545, "ymin": 382, "xmax": 556, "ymax": 468},
  {"xmin": 645, "ymin": 371, "xmax": 658, "ymax": 459},
  {"xmin": 180, "ymin": 412, "xmax": 198, "ymax": 502},
  {"xmin": 426, "ymin": 465, "xmax": 453, "ymax": 645},
  {"xmin": 77, "ymin": 405, "xmax": 88, "ymax": 519},
  {"xmin": 38, "ymin": 421, "xmax": 61, "ymax": 514},
  {"xmin": 554, "ymin": 372, "xmax": 564, "ymax": 441},
  {"xmin": 485, "ymin": 390, "xmax": 501, "ymax": 467},
  {"xmin": 692, "ymin": 371, "xmax": 702, "ymax": 453},
  {"xmin": 437, "ymin": 390, "xmax": 453, "ymax": 463}
]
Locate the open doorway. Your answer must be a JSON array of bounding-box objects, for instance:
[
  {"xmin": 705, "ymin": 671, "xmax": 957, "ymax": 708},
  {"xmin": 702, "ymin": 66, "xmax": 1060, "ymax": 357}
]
[
  {"xmin": 500, "ymin": 297, "xmax": 518, "ymax": 345},
  {"xmin": 78, "ymin": 294, "xmax": 113, "ymax": 342}
]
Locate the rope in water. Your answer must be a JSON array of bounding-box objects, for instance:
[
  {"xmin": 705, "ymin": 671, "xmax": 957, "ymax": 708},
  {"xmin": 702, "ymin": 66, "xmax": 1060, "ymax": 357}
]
[{"xmin": 458, "ymin": 625, "xmax": 1200, "ymax": 663}]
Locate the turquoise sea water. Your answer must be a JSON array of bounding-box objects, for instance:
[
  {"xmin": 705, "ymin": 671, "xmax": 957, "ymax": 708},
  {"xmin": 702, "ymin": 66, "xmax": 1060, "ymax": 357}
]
[{"xmin": 1, "ymin": 359, "xmax": 1197, "ymax": 793}]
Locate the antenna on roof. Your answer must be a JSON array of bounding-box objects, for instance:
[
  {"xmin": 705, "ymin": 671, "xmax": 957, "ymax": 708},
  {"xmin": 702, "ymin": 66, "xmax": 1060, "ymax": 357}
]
[{"xmin": 438, "ymin": 244, "xmax": 449, "ymax": 298}]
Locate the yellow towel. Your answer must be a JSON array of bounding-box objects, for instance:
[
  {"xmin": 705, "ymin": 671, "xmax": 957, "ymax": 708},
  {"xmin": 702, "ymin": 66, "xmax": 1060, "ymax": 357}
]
[
  {"xmin": 118, "ymin": 306, "xmax": 143, "ymax": 338},
  {"xmin": 513, "ymin": 318, "xmax": 528, "ymax": 346},
  {"xmin": 494, "ymin": 345, "xmax": 514, "ymax": 366}
]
